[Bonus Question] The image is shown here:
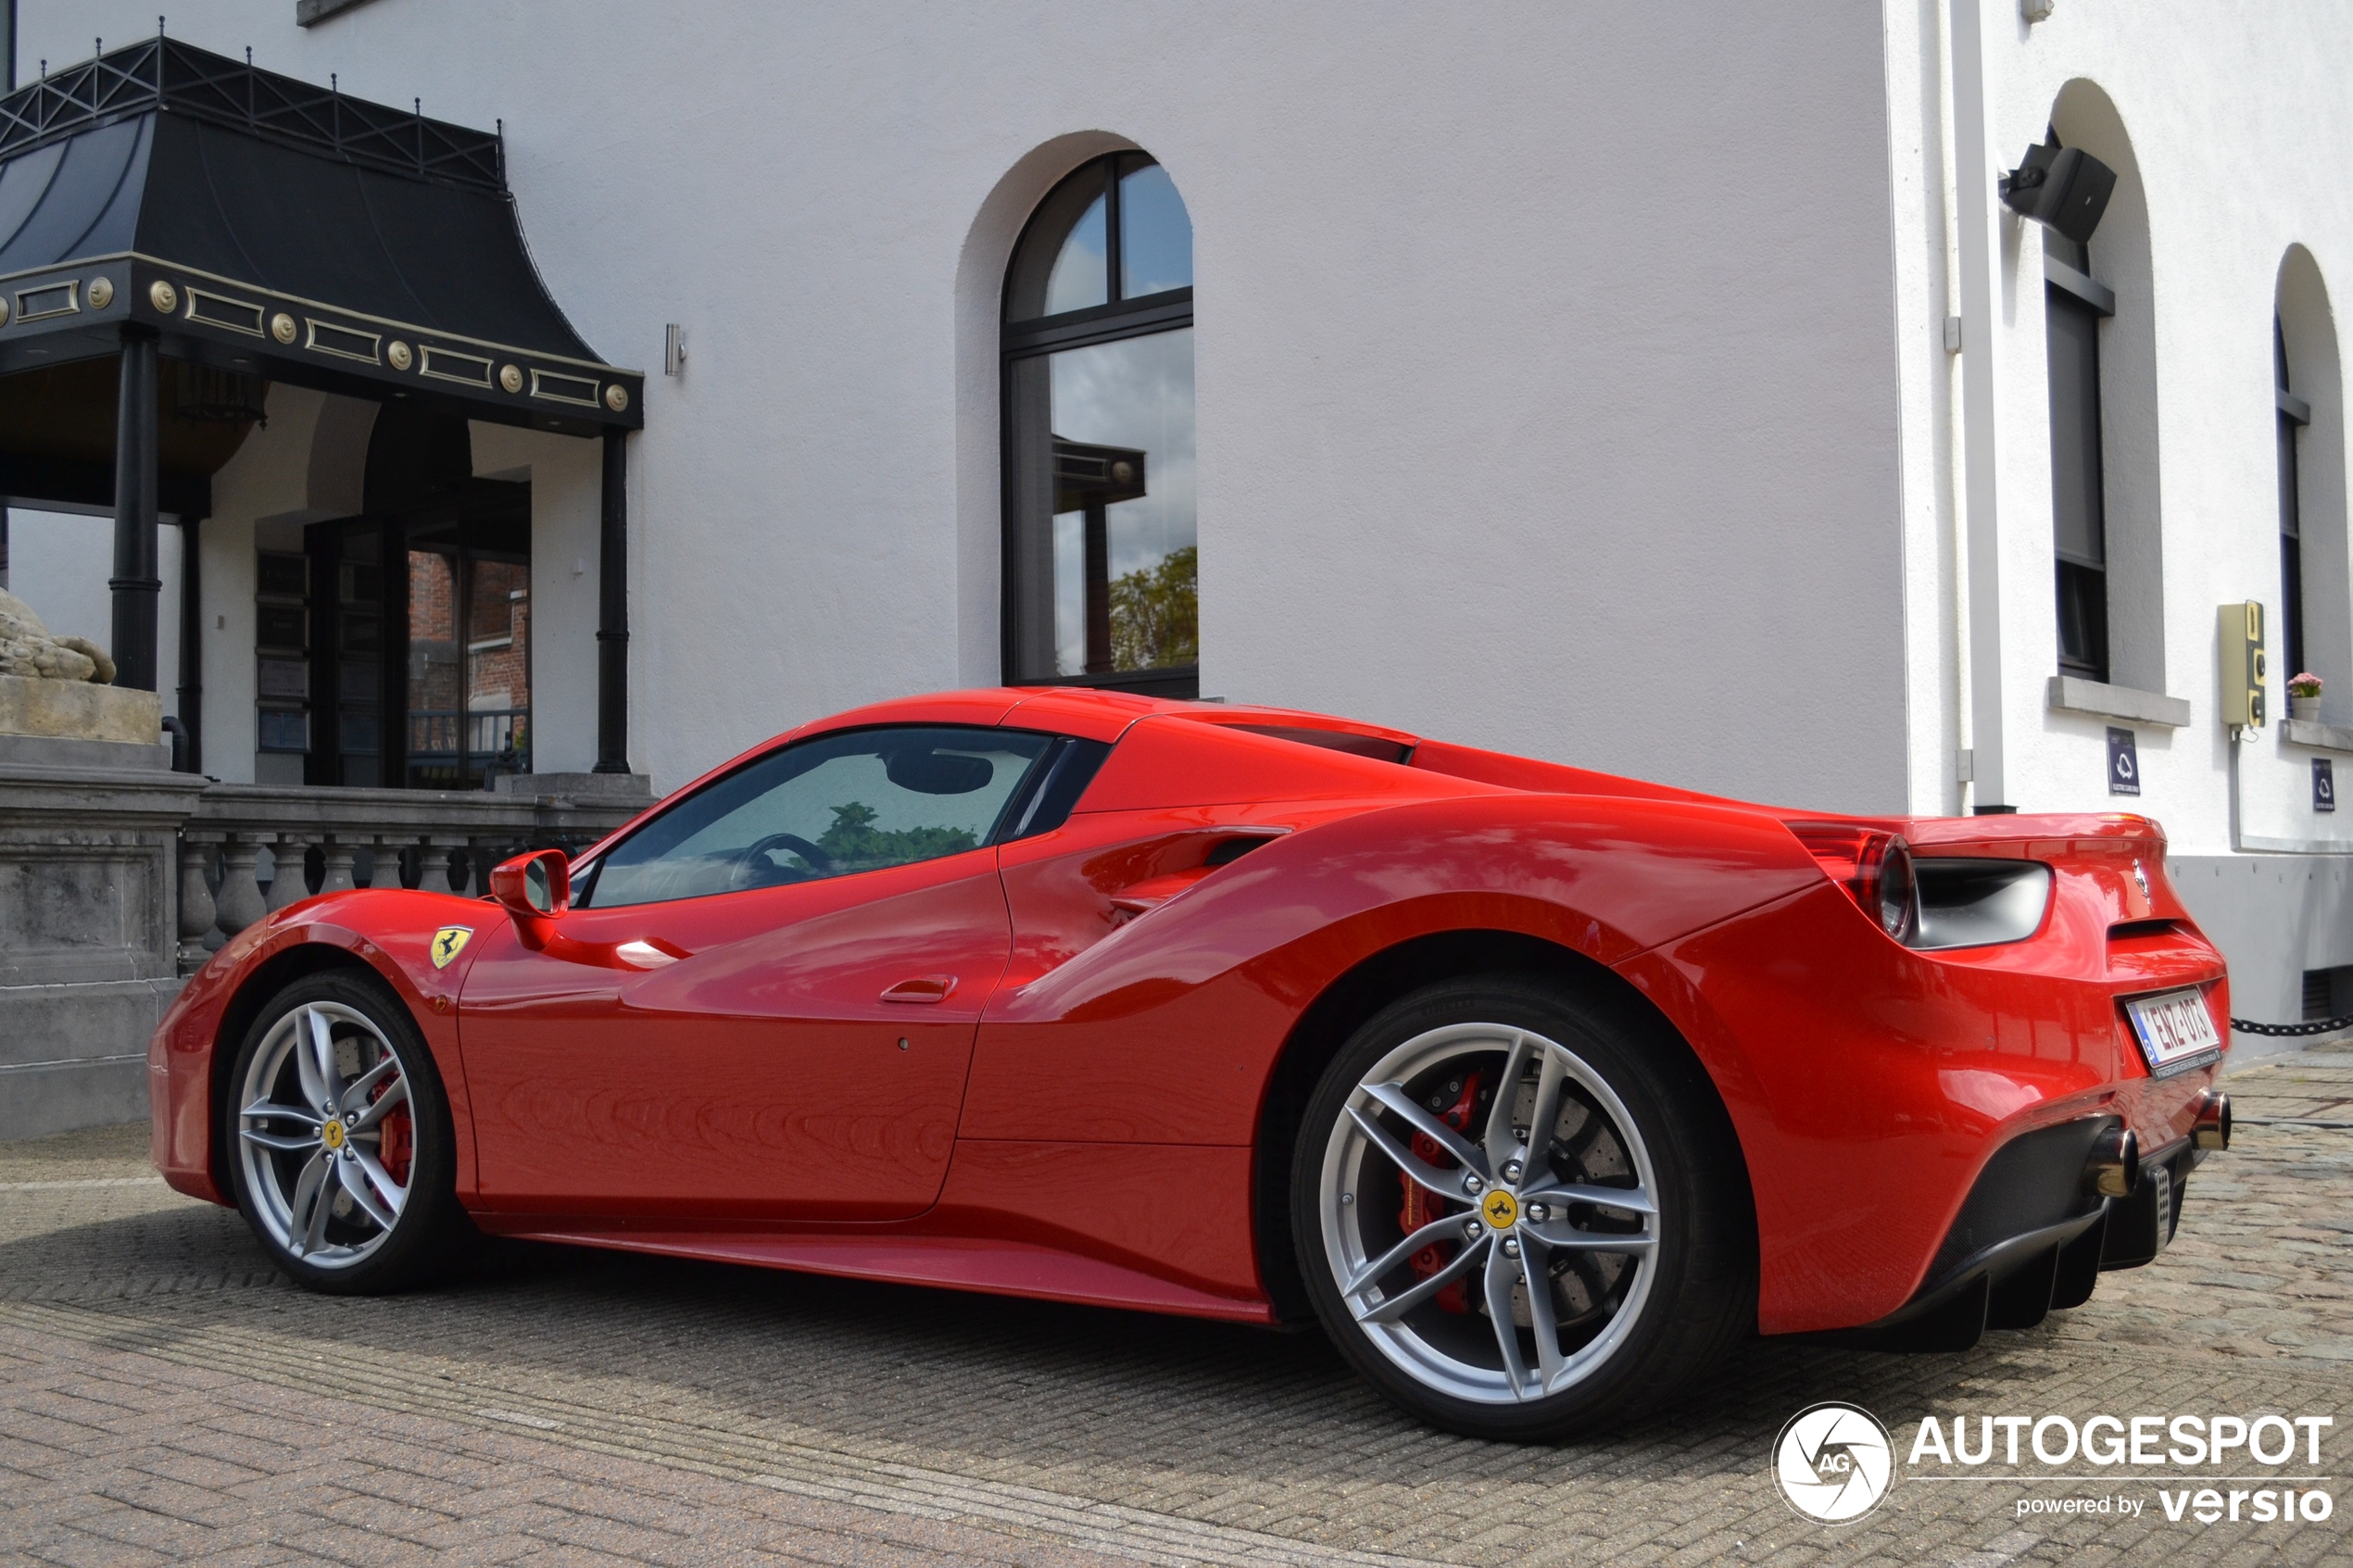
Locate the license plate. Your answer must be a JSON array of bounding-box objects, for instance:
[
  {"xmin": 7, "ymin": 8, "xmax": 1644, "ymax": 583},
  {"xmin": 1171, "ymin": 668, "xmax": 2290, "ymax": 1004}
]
[{"xmin": 2123, "ymin": 987, "xmax": 2221, "ymax": 1078}]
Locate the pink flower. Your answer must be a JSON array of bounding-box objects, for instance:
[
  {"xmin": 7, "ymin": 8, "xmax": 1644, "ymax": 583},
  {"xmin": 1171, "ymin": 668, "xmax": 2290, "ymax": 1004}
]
[{"xmin": 2287, "ymin": 671, "xmax": 2324, "ymax": 696}]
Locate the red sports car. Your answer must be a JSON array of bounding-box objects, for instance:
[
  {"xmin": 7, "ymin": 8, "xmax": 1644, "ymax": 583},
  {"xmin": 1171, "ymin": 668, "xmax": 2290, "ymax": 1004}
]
[{"xmin": 149, "ymin": 687, "xmax": 2233, "ymax": 1438}]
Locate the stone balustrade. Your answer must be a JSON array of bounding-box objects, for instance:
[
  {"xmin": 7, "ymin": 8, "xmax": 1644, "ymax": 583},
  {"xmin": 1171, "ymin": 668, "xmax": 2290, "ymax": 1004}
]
[
  {"xmin": 179, "ymin": 772, "xmax": 654, "ymax": 968},
  {"xmin": 4, "ymin": 718, "xmax": 657, "ymax": 1139}
]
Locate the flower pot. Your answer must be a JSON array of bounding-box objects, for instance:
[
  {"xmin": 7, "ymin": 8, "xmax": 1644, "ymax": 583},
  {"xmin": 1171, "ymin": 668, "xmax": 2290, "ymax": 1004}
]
[{"xmin": 2290, "ymin": 696, "xmax": 2323, "ymax": 721}]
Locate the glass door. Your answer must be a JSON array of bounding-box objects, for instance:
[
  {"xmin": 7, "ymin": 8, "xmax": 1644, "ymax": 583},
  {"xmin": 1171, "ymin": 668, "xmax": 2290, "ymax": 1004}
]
[
  {"xmin": 302, "ymin": 486, "xmax": 530, "ymax": 791},
  {"xmin": 404, "ymin": 507, "xmax": 531, "ymax": 790}
]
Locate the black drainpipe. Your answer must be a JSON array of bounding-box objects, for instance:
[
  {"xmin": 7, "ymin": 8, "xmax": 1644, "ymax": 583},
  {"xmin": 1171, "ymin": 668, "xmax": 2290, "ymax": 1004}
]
[{"xmin": 0, "ymin": 0, "xmax": 15, "ymax": 593}]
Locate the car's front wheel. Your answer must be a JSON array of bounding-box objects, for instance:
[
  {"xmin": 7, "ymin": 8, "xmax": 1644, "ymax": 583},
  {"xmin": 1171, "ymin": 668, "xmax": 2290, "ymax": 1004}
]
[
  {"xmin": 1293, "ymin": 976, "xmax": 1754, "ymax": 1439},
  {"xmin": 225, "ymin": 970, "xmax": 468, "ymax": 1293}
]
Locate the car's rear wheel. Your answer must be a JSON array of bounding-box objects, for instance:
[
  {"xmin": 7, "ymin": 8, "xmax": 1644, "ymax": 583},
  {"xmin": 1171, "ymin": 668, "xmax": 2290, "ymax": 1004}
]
[
  {"xmin": 1292, "ymin": 975, "xmax": 1754, "ymax": 1439},
  {"xmin": 225, "ymin": 970, "xmax": 467, "ymax": 1293}
]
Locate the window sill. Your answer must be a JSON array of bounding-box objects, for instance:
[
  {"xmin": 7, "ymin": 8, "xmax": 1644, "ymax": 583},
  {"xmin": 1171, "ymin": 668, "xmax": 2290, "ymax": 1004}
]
[
  {"xmin": 2046, "ymin": 675, "xmax": 2191, "ymax": 728},
  {"xmin": 2283, "ymin": 717, "xmax": 2353, "ymax": 754}
]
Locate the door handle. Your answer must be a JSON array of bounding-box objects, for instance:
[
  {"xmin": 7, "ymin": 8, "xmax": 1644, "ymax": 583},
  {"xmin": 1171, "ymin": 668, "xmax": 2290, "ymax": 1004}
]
[{"xmin": 880, "ymin": 974, "xmax": 957, "ymax": 1003}]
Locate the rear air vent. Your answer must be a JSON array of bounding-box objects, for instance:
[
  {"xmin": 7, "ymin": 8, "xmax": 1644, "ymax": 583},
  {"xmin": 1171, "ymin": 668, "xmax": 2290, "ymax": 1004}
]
[
  {"xmin": 1912, "ymin": 859, "xmax": 2053, "ymax": 950},
  {"xmin": 1225, "ymin": 724, "xmax": 1415, "ymax": 763},
  {"xmin": 1204, "ymin": 834, "xmax": 1277, "ymax": 867}
]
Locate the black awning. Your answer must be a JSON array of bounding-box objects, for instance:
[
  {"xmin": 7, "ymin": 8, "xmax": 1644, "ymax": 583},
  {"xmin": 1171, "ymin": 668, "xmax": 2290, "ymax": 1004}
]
[{"xmin": 0, "ymin": 37, "xmax": 642, "ymax": 443}]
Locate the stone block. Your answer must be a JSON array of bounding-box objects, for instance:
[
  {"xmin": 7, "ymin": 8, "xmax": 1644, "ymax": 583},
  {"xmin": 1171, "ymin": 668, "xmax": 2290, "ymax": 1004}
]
[
  {"xmin": 0, "ymin": 978, "xmax": 178, "ymax": 1139},
  {"xmin": 0, "ymin": 672, "xmax": 162, "ymax": 745},
  {"xmin": 0, "ymin": 738, "xmax": 201, "ymax": 1140},
  {"xmin": 495, "ymin": 771, "xmax": 657, "ymax": 802}
]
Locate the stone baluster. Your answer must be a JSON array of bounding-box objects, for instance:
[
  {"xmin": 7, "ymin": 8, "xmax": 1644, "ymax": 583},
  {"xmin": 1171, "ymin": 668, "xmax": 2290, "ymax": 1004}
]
[
  {"xmin": 426, "ymin": 836, "xmax": 470, "ymax": 897},
  {"xmin": 266, "ymin": 832, "xmax": 313, "ymax": 912},
  {"xmin": 177, "ymin": 835, "xmax": 219, "ymax": 972},
  {"xmin": 469, "ymin": 838, "xmax": 505, "ymax": 897},
  {"xmin": 214, "ymin": 834, "xmax": 268, "ymax": 939},
  {"xmin": 320, "ymin": 834, "xmax": 359, "ymax": 894}
]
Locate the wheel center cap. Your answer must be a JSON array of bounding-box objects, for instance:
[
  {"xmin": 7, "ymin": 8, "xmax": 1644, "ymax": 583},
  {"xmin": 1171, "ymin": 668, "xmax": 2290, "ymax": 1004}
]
[
  {"xmin": 1479, "ymin": 1189, "xmax": 1517, "ymax": 1230},
  {"xmin": 321, "ymin": 1120, "xmax": 346, "ymax": 1151}
]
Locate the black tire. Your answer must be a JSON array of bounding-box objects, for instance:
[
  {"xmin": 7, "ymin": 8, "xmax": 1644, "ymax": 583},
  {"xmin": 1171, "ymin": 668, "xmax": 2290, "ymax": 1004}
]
[
  {"xmin": 1290, "ymin": 974, "xmax": 1755, "ymax": 1440},
  {"xmin": 223, "ymin": 968, "xmax": 471, "ymax": 1294}
]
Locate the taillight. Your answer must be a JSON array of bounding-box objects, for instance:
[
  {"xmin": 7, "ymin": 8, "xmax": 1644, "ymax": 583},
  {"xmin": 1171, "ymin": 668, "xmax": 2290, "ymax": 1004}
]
[{"xmin": 1788, "ymin": 823, "xmax": 1920, "ymax": 944}]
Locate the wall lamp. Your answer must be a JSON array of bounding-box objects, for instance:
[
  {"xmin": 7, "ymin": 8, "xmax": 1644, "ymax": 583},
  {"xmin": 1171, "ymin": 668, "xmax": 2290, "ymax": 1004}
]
[{"xmin": 1998, "ymin": 141, "xmax": 2116, "ymax": 245}]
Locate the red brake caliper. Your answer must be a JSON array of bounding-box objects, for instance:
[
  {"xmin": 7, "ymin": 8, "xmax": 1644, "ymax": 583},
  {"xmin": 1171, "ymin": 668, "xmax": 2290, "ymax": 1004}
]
[
  {"xmin": 371, "ymin": 1073, "xmax": 412, "ymax": 1186},
  {"xmin": 1397, "ymin": 1071, "xmax": 1480, "ymax": 1313}
]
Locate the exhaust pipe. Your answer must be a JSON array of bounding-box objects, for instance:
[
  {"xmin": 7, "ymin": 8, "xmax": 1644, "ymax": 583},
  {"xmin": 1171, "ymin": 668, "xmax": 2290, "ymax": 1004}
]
[
  {"xmin": 2087, "ymin": 1124, "xmax": 2139, "ymax": 1198},
  {"xmin": 2192, "ymin": 1092, "xmax": 2231, "ymax": 1151}
]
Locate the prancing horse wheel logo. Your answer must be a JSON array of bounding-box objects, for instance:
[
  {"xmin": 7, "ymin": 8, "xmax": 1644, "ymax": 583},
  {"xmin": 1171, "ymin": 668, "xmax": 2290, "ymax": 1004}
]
[
  {"xmin": 321, "ymin": 1119, "xmax": 346, "ymax": 1151},
  {"xmin": 1480, "ymin": 1189, "xmax": 1518, "ymax": 1230}
]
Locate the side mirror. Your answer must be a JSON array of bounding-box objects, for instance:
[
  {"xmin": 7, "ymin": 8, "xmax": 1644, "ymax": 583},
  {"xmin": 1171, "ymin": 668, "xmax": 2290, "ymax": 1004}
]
[{"xmin": 491, "ymin": 847, "xmax": 571, "ymax": 926}]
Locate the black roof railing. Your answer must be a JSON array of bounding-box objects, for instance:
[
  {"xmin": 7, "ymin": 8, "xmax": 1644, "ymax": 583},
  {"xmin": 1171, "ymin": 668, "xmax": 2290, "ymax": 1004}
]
[{"xmin": 0, "ymin": 34, "xmax": 506, "ymax": 194}]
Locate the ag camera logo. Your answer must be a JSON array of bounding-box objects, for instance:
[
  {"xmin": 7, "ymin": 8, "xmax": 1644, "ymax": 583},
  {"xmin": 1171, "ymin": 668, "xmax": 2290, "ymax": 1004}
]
[{"xmin": 1775, "ymin": 1402, "xmax": 1895, "ymax": 1524}]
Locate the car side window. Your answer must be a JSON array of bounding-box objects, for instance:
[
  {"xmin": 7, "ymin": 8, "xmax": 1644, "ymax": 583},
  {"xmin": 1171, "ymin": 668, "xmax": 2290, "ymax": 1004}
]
[{"xmin": 577, "ymin": 726, "xmax": 1054, "ymax": 909}]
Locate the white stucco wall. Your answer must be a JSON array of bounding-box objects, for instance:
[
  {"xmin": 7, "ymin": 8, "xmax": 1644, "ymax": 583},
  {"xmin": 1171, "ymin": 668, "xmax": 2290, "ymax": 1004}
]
[
  {"xmin": 27, "ymin": 1, "xmax": 1911, "ymax": 807},
  {"xmin": 1941, "ymin": 2, "xmax": 2353, "ymax": 857},
  {"xmin": 19, "ymin": 2, "xmax": 2353, "ymax": 873}
]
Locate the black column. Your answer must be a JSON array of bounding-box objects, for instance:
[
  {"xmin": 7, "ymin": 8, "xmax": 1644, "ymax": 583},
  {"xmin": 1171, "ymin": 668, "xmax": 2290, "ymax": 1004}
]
[
  {"xmin": 593, "ymin": 427, "xmax": 630, "ymax": 773},
  {"xmin": 176, "ymin": 515, "xmax": 203, "ymax": 772},
  {"xmin": 110, "ymin": 332, "xmax": 162, "ymax": 692},
  {"xmin": 1, "ymin": 4, "xmax": 10, "ymax": 591}
]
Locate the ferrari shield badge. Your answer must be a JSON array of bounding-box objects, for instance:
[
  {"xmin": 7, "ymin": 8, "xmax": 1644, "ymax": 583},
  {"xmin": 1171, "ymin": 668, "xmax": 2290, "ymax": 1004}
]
[{"xmin": 430, "ymin": 926, "xmax": 474, "ymax": 970}]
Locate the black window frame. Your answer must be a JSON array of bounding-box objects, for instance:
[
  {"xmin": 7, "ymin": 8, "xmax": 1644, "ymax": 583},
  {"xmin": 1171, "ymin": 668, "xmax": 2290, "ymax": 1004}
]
[
  {"xmin": 1000, "ymin": 153, "xmax": 1198, "ymax": 698},
  {"xmin": 2045, "ymin": 226, "xmax": 2116, "ymax": 684},
  {"xmin": 2277, "ymin": 319, "xmax": 2312, "ymax": 682}
]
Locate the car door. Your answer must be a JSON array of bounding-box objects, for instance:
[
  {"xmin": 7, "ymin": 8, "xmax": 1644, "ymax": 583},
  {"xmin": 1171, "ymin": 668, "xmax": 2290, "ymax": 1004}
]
[{"xmin": 459, "ymin": 725, "xmax": 1057, "ymax": 1223}]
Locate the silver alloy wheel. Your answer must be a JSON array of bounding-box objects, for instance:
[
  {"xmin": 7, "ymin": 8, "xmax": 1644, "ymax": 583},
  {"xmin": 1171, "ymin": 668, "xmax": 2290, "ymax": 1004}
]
[
  {"xmin": 236, "ymin": 1000, "xmax": 413, "ymax": 1269},
  {"xmin": 1317, "ymin": 1022, "xmax": 1660, "ymax": 1404}
]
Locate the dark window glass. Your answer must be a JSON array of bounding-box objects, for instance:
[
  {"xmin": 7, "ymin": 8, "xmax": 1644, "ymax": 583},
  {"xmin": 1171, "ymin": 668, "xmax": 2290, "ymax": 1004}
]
[
  {"xmin": 1003, "ymin": 155, "xmax": 1197, "ymax": 696},
  {"xmin": 579, "ymin": 727, "xmax": 1056, "ymax": 909},
  {"xmin": 2278, "ymin": 320, "xmax": 2308, "ymax": 681},
  {"xmin": 257, "ymin": 553, "xmax": 307, "ymax": 599},
  {"xmin": 2048, "ymin": 270, "xmax": 2108, "ymax": 683},
  {"xmin": 256, "ymin": 604, "xmax": 307, "ymax": 652},
  {"xmin": 258, "ymin": 708, "xmax": 308, "ymax": 752}
]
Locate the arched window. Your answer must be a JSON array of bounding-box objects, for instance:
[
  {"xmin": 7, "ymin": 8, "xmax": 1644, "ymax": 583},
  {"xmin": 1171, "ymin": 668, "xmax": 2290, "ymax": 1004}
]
[
  {"xmin": 2039, "ymin": 88, "xmax": 2161, "ymax": 699},
  {"xmin": 2276, "ymin": 245, "xmax": 2347, "ymax": 724},
  {"xmin": 2045, "ymin": 212, "xmax": 2115, "ymax": 684},
  {"xmin": 1001, "ymin": 154, "xmax": 1196, "ymax": 694}
]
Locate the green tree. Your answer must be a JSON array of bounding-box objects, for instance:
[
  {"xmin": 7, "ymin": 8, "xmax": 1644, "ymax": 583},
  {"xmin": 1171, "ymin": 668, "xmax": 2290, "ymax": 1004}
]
[
  {"xmin": 1109, "ymin": 546, "xmax": 1198, "ymax": 671},
  {"xmin": 812, "ymin": 800, "xmax": 978, "ymax": 871}
]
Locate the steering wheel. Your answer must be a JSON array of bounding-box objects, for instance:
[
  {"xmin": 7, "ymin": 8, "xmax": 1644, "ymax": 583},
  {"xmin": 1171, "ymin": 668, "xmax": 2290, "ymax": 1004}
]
[{"xmin": 730, "ymin": 832, "xmax": 835, "ymax": 887}]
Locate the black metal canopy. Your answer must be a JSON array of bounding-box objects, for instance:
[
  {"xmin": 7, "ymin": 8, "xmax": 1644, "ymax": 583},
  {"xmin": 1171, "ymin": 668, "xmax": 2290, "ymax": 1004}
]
[
  {"xmin": 0, "ymin": 35, "xmax": 643, "ymax": 462},
  {"xmin": 0, "ymin": 35, "xmax": 638, "ymax": 781}
]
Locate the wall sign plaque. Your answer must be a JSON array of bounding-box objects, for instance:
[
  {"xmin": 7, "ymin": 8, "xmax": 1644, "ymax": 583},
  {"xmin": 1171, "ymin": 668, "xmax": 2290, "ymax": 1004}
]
[{"xmin": 2106, "ymin": 726, "xmax": 2141, "ymax": 797}]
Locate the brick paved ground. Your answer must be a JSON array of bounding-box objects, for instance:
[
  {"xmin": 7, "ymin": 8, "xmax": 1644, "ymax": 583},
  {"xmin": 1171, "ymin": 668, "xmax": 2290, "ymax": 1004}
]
[{"xmin": 3, "ymin": 1048, "xmax": 2348, "ymax": 1568}]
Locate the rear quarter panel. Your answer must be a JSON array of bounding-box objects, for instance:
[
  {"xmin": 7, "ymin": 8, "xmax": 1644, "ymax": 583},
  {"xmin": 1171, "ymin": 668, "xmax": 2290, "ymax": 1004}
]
[
  {"xmin": 962, "ymin": 792, "xmax": 1823, "ymax": 1142},
  {"xmin": 1625, "ymin": 828, "xmax": 2226, "ymax": 1333}
]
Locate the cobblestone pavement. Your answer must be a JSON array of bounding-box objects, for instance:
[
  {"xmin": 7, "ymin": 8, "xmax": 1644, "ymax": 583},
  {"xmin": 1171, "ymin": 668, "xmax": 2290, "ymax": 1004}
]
[{"xmin": 3, "ymin": 1049, "xmax": 2348, "ymax": 1568}]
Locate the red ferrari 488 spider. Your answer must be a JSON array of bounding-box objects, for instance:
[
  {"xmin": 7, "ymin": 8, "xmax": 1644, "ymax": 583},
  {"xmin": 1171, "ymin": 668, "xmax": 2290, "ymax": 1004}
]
[{"xmin": 150, "ymin": 687, "xmax": 2233, "ymax": 1438}]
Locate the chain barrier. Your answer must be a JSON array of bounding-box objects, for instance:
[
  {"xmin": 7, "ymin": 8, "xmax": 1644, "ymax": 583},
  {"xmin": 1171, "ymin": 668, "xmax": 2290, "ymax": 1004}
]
[{"xmin": 2230, "ymin": 1014, "xmax": 2353, "ymax": 1037}]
